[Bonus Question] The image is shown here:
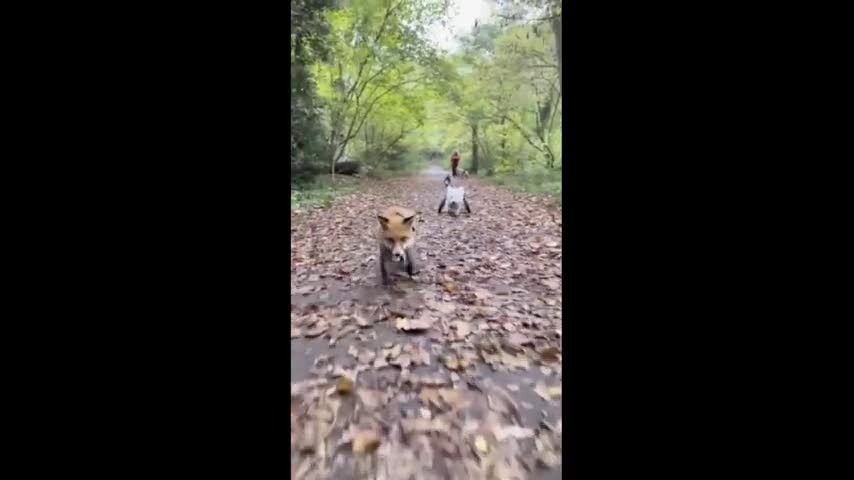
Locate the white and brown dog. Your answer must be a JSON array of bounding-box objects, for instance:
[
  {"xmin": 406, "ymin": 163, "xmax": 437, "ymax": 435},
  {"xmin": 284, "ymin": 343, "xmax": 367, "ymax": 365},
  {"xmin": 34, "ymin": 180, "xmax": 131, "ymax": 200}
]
[{"xmin": 438, "ymin": 175, "xmax": 471, "ymax": 217}]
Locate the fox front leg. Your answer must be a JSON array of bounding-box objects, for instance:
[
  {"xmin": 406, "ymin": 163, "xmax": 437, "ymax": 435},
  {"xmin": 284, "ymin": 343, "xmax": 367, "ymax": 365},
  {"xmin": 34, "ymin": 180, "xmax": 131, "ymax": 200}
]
[
  {"xmin": 379, "ymin": 248, "xmax": 391, "ymax": 286},
  {"xmin": 437, "ymin": 198, "xmax": 446, "ymax": 214},
  {"xmin": 405, "ymin": 247, "xmax": 416, "ymax": 279},
  {"xmin": 463, "ymin": 197, "xmax": 472, "ymax": 214}
]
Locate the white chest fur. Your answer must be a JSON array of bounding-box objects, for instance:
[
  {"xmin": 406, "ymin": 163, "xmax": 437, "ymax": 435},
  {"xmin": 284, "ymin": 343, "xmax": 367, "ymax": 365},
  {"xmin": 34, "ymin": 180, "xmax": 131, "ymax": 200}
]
[{"xmin": 446, "ymin": 186, "xmax": 465, "ymax": 203}]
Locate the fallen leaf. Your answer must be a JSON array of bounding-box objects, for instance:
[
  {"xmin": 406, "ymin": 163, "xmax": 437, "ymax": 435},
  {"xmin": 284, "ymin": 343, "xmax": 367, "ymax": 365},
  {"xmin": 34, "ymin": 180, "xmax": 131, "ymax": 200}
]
[
  {"xmin": 337, "ymin": 375, "xmax": 355, "ymax": 395},
  {"xmin": 358, "ymin": 349, "xmax": 376, "ymax": 365},
  {"xmin": 494, "ymin": 425, "xmax": 535, "ymax": 441},
  {"xmin": 352, "ymin": 430, "xmax": 381, "ymax": 454},
  {"xmin": 304, "ymin": 320, "xmax": 328, "ymax": 338},
  {"xmin": 443, "ymin": 354, "xmax": 462, "ymax": 371},
  {"xmin": 452, "ymin": 321, "xmax": 472, "ymax": 338},
  {"xmin": 373, "ymin": 356, "xmax": 388, "ymax": 369},
  {"xmin": 474, "ymin": 435, "xmax": 489, "ymax": 455},
  {"xmin": 429, "ymin": 301, "xmax": 456, "ymax": 314},
  {"xmin": 539, "ymin": 345, "xmax": 561, "ymax": 362},
  {"xmin": 354, "ymin": 311, "xmax": 370, "ymax": 327},
  {"xmin": 357, "ymin": 389, "xmax": 385, "ymax": 409},
  {"xmin": 534, "ymin": 382, "xmax": 561, "ymax": 401},
  {"xmin": 392, "ymin": 353, "xmax": 412, "ymax": 369},
  {"xmin": 439, "ymin": 388, "xmax": 471, "ymax": 409},
  {"xmin": 395, "ymin": 314, "xmax": 433, "ymax": 332}
]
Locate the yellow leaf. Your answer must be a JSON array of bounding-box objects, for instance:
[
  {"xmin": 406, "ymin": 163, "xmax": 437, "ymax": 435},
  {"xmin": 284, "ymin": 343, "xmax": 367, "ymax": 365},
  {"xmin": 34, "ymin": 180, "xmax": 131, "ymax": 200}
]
[
  {"xmin": 337, "ymin": 375, "xmax": 354, "ymax": 395},
  {"xmin": 474, "ymin": 435, "xmax": 489, "ymax": 454},
  {"xmin": 352, "ymin": 430, "xmax": 381, "ymax": 454}
]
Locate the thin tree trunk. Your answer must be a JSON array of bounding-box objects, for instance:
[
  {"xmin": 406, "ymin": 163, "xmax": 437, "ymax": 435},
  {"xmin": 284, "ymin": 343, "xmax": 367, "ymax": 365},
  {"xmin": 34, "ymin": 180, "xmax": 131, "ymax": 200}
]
[
  {"xmin": 551, "ymin": 15, "xmax": 562, "ymax": 96},
  {"xmin": 471, "ymin": 123, "xmax": 479, "ymax": 174}
]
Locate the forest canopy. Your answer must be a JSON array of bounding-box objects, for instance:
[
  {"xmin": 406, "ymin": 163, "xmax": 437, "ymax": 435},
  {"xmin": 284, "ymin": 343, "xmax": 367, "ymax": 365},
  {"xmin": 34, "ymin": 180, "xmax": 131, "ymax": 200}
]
[{"xmin": 291, "ymin": 0, "xmax": 562, "ymax": 190}]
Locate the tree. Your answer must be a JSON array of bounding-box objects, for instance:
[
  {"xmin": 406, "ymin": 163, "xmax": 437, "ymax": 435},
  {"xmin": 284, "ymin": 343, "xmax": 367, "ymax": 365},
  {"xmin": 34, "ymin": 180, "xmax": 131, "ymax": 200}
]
[
  {"xmin": 315, "ymin": 0, "xmax": 449, "ymax": 177},
  {"xmin": 291, "ymin": 0, "xmax": 336, "ymax": 183}
]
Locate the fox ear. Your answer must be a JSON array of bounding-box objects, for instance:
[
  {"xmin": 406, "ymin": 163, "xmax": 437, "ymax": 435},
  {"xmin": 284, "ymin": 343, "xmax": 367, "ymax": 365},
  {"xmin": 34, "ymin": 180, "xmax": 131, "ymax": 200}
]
[
  {"xmin": 377, "ymin": 215, "xmax": 390, "ymax": 230},
  {"xmin": 402, "ymin": 214, "xmax": 416, "ymax": 226}
]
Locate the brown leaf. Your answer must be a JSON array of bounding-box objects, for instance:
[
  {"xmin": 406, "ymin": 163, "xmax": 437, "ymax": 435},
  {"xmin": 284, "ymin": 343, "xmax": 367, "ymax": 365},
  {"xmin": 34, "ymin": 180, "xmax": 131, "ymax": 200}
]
[
  {"xmin": 387, "ymin": 343, "xmax": 402, "ymax": 359},
  {"xmin": 304, "ymin": 320, "xmax": 328, "ymax": 338},
  {"xmin": 443, "ymin": 354, "xmax": 462, "ymax": 371},
  {"xmin": 395, "ymin": 314, "xmax": 433, "ymax": 332},
  {"xmin": 392, "ymin": 353, "xmax": 412, "ymax": 369},
  {"xmin": 494, "ymin": 425, "xmax": 535, "ymax": 441},
  {"xmin": 428, "ymin": 300, "xmax": 456, "ymax": 314},
  {"xmin": 352, "ymin": 430, "xmax": 381, "ymax": 454},
  {"xmin": 452, "ymin": 320, "xmax": 472, "ymax": 339},
  {"xmin": 354, "ymin": 310, "xmax": 370, "ymax": 328},
  {"xmin": 357, "ymin": 389, "xmax": 385, "ymax": 410},
  {"xmin": 358, "ymin": 349, "xmax": 376, "ymax": 365},
  {"xmin": 538, "ymin": 345, "xmax": 561, "ymax": 362},
  {"xmin": 534, "ymin": 382, "xmax": 561, "ymax": 401},
  {"xmin": 373, "ymin": 356, "xmax": 388, "ymax": 369},
  {"xmin": 336, "ymin": 375, "xmax": 355, "ymax": 395},
  {"xmin": 419, "ymin": 388, "xmax": 443, "ymax": 408},
  {"xmin": 502, "ymin": 332, "xmax": 530, "ymax": 353},
  {"xmin": 438, "ymin": 388, "xmax": 471, "ymax": 410},
  {"xmin": 401, "ymin": 417, "xmax": 451, "ymax": 434}
]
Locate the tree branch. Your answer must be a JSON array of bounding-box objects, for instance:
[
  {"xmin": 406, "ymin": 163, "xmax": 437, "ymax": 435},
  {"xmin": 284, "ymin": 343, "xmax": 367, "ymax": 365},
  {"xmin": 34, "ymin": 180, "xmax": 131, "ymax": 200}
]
[
  {"xmin": 502, "ymin": 114, "xmax": 546, "ymax": 154},
  {"xmin": 378, "ymin": 123, "xmax": 421, "ymax": 158},
  {"xmin": 344, "ymin": 0, "xmax": 402, "ymax": 102},
  {"xmin": 336, "ymin": 76, "xmax": 427, "ymax": 161}
]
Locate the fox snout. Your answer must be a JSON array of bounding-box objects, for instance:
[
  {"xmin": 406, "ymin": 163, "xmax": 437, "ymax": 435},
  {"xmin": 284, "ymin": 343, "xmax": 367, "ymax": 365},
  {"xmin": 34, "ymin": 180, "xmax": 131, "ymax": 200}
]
[{"xmin": 390, "ymin": 245, "xmax": 407, "ymax": 263}]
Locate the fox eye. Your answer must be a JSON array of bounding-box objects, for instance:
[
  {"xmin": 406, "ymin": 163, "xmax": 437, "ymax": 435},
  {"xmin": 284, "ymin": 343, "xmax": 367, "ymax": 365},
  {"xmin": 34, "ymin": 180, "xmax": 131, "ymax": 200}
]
[{"xmin": 399, "ymin": 236, "xmax": 408, "ymax": 242}]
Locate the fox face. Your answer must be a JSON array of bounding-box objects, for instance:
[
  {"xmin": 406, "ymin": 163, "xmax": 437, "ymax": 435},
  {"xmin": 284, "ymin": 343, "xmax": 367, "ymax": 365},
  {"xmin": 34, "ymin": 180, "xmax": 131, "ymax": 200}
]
[{"xmin": 377, "ymin": 208, "xmax": 417, "ymax": 263}]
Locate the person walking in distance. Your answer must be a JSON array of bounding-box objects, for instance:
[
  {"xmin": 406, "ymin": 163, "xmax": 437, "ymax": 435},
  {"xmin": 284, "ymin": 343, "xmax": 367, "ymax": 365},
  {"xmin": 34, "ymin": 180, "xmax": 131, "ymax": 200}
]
[{"xmin": 450, "ymin": 151, "xmax": 461, "ymax": 177}]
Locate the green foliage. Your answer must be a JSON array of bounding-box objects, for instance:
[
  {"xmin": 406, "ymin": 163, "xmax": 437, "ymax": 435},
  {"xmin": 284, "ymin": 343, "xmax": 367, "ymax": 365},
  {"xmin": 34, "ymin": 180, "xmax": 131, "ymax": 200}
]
[
  {"xmin": 291, "ymin": 0, "xmax": 336, "ymax": 185},
  {"xmin": 290, "ymin": 0, "xmax": 562, "ymax": 195},
  {"xmin": 290, "ymin": 175, "xmax": 360, "ymax": 210},
  {"xmin": 489, "ymin": 167, "xmax": 562, "ymax": 200}
]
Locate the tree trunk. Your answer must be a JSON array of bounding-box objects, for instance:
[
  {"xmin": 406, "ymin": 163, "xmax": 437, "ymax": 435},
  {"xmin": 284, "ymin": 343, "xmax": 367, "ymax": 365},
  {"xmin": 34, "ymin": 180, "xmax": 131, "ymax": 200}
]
[
  {"xmin": 551, "ymin": 15, "xmax": 562, "ymax": 96},
  {"xmin": 471, "ymin": 123, "xmax": 479, "ymax": 174},
  {"xmin": 330, "ymin": 138, "xmax": 337, "ymax": 179}
]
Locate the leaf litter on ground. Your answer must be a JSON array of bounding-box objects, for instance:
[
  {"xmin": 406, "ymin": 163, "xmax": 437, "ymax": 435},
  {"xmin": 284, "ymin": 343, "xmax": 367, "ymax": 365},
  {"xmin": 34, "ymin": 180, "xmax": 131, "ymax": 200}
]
[{"xmin": 290, "ymin": 174, "xmax": 562, "ymax": 478}]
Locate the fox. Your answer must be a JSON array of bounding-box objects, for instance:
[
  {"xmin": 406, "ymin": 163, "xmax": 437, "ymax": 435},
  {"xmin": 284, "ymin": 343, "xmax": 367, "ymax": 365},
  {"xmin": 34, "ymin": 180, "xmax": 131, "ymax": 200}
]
[
  {"xmin": 438, "ymin": 175, "xmax": 471, "ymax": 217},
  {"xmin": 376, "ymin": 206, "xmax": 417, "ymax": 286}
]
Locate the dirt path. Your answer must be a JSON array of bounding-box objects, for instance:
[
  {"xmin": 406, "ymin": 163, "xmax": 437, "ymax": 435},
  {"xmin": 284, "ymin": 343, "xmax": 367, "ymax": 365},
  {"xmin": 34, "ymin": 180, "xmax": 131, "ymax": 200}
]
[{"xmin": 291, "ymin": 163, "xmax": 562, "ymax": 479}]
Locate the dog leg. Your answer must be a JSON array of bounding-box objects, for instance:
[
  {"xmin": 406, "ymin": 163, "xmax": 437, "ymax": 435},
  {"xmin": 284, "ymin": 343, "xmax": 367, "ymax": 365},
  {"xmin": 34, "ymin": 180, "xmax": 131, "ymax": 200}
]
[
  {"xmin": 464, "ymin": 197, "xmax": 472, "ymax": 214},
  {"xmin": 437, "ymin": 198, "xmax": 446, "ymax": 214}
]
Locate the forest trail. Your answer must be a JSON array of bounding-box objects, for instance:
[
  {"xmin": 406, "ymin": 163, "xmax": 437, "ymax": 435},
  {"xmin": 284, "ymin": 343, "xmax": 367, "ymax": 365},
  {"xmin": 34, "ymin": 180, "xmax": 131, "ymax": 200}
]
[{"xmin": 291, "ymin": 163, "xmax": 563, "ymax": 479}]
